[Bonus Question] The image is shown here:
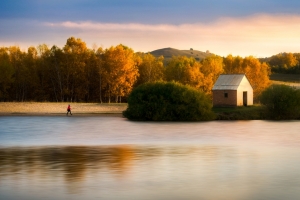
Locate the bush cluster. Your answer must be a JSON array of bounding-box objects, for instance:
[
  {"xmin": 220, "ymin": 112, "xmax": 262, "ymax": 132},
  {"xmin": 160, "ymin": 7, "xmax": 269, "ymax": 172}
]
[
  {"xmin": 123, "ymin": 82, "xmax": 215, "ymax": 121},
  {"xmin": 260, "ymin": 84, "xmax": 300, "ymax": 120}
]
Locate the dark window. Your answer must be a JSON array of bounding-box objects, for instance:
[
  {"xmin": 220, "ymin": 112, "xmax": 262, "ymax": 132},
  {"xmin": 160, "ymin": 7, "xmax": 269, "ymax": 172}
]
[{"xmin": 224, "ymin": 93, "xmax": 228, "ymax": 98}]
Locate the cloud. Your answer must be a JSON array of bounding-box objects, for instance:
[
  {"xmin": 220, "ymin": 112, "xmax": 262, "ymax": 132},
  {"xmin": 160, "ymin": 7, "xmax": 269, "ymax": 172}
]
[{"xmin": 1, "ymin": 14, "xmax": 300, "ymax": 57}]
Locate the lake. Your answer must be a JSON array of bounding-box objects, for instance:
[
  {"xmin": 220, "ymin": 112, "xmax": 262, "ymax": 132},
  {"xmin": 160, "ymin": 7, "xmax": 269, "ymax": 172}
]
[{"xmin": 1, "ymin": 116, "xmax": 300, "ymax": 200}]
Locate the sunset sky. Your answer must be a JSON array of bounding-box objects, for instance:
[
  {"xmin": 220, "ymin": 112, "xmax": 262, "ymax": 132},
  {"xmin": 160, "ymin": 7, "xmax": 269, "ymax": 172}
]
[{"xmin": 1, "ymin": 0, "xmax": 300, "ymax": 57}]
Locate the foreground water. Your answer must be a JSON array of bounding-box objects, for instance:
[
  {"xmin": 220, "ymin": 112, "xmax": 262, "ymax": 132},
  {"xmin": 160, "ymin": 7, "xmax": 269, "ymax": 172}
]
[{"xmin": 0, "ymin": 116, "xmax": 300, "ymax": 200}]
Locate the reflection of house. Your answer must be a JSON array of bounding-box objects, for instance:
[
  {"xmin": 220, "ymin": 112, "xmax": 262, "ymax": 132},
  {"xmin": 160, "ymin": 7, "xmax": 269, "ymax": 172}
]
[{"xmin": 212, "ymin": 74, "xmax": 253, "ymax": 107}]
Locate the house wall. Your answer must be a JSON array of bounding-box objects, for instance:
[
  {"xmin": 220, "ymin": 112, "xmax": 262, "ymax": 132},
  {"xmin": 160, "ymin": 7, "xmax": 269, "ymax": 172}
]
[
  {"xmin": 236, "ymin": 76, "xmax": 253, "ymax": 106},
  {"xmin": 213, "ymin": 90, "xmax": 237, "ymax": 107}
]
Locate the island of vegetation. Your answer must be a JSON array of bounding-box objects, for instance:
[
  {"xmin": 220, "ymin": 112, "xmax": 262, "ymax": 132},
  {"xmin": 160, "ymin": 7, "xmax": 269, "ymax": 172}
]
[{"xmin": 123, "ymin": 82, "xmax": 215, "ymax": 121}]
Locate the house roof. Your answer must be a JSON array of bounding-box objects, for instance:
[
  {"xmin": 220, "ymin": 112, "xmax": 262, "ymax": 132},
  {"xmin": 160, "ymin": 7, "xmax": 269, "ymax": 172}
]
[{"xmin": 212, "ymin": 74, "xmax": 247, "ymax": 90}]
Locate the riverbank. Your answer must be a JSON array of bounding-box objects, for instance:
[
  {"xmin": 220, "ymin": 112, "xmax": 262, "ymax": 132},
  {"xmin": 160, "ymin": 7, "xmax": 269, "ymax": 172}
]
[
  {"xmin": 213, "ymin": 105, "xmax": 267, "ymax": 120},
  {"xmin": 1, "ymin": 102, "xmax": 298, "ymax": 120},
  {"xmin": 0, "ymin": 102, "xmax": 127, "ymax": 116}
]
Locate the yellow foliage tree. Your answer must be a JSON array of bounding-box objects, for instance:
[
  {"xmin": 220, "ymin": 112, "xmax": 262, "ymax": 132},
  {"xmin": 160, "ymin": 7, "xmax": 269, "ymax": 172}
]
[
  {"xmin": 165, "ymin": 56, "xmax": 204, "ymax": 89},
  {"xmin": 135, "ymin": 53, "xmax": 165, "ymax": 86},
  {"xmin": 200, "ymin": 55, "xmax": 224, "ymax": 95},
  {"xmin": 223, "ymin": 55, "xmax": 271, "ymax": 99},
  {"xmin": 63, "ymin": 37, "xmax": 89, "ymax": 101},
  {"xmin": 102, "ymin": 45, "xmax": 139, "ymax": 103}
]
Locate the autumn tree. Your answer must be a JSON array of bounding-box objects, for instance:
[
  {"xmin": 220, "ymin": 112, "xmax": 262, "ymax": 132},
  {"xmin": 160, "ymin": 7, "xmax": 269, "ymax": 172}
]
[
  {"xmin": 8, "ymin": 46, "xmax": 27, "ymax": 101},
  {"xmin": 63, "ymin": 37, "xmax": 89, "ymax": 102},
  {"xmin": 95, "ymin": 47, "xmax": 104, "ymax": 103},
  {"xmin": 135, "ymin": 53, "xmax": 165, "ymax": 86},
  {"xmin": 22, "ymin": 46, "xmax": 40, "ymax": 100},
  {"xmin": 268, "ymin": 52, "xmax": 298, "ymax": 73},
  {"xmin": 0, "ymin": 48, "xmax": 14, "ymax": 100},
  {"xmin": 200, "ymin": 55, "xmax": 224, "ymax": 94},
  {"xmin": 101, "ymin": 44, "xmax": 139, "ymax": 103},
  {"xmin": 84, "ymin": 49, "xmax": 103, "ymax": 102},
  {"xmin": 35, "ymin": 44, "xmax": 52, "ymax": 101},
  {"xmin": 223, "ymin": 55, "xmax": 243, "ymax": 74},
  {"xmin": 223, "ymin": 55, "xmax": 271, "ymax": 99},
  {"xmin": 165, "ymin": 56, "xmax": 204, "ymax": 89}
]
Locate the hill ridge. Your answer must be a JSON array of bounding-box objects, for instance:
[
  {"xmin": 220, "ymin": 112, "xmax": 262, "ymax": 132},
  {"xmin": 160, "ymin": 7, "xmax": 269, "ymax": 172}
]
[{"xmin": 149, "ymin": 47, "xmax": 212, "ymax": 61}]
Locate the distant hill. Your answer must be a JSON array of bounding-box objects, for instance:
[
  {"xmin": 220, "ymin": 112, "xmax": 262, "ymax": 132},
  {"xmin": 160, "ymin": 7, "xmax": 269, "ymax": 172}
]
[{"xmin": 149, "ymin": 47, "xmax": 212, "ymax": 62}]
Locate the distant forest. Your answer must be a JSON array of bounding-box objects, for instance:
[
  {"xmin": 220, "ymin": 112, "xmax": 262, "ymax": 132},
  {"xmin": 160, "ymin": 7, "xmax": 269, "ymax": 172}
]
[{"xmin": 0, "ymin": 37, "xmax": 298, "ymax": 102}]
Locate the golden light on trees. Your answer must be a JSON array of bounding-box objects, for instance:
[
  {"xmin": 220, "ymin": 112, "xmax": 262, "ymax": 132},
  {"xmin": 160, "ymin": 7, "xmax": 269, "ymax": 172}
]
[
  {"xmin": 223, "ymin": 55, "xmax": 271, "ymax": 99},
  {"xmin": 165, "ymin": 56, "xmax": 204, "ymax": 89},
  {"xmin": 0, "ymin": 37, "xmax": 275, "ymax": 103},
  {"xmin": 101, "ymin": 45, "xmax": 139, "ymax": 103},
  {"xmin": 135, "ymin": 53, "xmax": 165, "ymax": 86}
]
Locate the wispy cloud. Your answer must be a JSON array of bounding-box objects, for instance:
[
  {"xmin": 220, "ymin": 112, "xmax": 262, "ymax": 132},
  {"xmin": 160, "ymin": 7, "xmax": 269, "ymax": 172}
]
[
  {"xmin": 1, "ymin": 14, "xmax": 300, "ymax": 57},
  {"xmin": 44, "ymin": 14, "xmax": 300, "ymax": 56}
]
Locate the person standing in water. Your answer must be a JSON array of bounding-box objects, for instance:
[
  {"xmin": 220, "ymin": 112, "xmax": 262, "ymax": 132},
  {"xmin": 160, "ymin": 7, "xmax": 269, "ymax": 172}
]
[{"xmin": 66, "ymin": 104, "xmax": 72, "ymax": 116}]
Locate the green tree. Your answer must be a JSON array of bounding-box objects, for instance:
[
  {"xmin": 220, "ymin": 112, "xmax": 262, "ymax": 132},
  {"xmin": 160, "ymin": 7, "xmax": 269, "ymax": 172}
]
[
  {"xmin": 260, "ymin": 85, "xmax": 300, "ymax": 119},
  {"xmin": 123, "ymin": 82, "xmax": 215, "ymax": 121}
]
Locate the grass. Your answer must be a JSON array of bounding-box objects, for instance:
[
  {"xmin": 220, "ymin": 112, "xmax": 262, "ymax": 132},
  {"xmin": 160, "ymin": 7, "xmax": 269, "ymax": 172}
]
[
  {"xmin": 212, "ymin": 105, "xmax": 267, "ymax": 120},
  {"xmin": 270, "ymin": 74, "xmax": 300, "ymax": 89},
  {"xmin": 270, "ymin": 74, "xmax": 300, "ymax": 83}
]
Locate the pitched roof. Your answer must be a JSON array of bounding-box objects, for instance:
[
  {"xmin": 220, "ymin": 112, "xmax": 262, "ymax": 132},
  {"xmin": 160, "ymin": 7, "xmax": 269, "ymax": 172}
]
[{"xmin": 212, "ymin": 74, "xmax": 246, "ymax": 90}]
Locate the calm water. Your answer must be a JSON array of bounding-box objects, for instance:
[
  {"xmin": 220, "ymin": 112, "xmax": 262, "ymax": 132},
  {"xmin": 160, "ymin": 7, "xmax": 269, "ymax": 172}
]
[{"xmin": 1, "ymin": 116, "xmax": 300, "ymax": 200}]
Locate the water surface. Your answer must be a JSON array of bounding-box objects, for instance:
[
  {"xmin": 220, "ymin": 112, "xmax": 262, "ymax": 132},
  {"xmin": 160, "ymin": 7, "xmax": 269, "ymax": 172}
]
[{"xmin": 0, "ymin": 116, "xmax": 300, "ymax": 200}]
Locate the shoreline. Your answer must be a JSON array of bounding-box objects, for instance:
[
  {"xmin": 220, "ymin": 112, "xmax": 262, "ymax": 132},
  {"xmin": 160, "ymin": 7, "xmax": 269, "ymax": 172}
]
[
  {"xmin": 0, "ymin": 102, "xmax": 127, "ymax": 117},
  {"xmin": 0, "ymin": 113, "xmax": 124, "ymax": 117}
]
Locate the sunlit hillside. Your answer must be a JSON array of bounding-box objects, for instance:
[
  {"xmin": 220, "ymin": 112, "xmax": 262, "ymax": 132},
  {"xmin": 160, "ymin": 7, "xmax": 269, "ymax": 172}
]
[{"xmin": 150, "ymin": 47, "xmax": 212, "ymax": 61}]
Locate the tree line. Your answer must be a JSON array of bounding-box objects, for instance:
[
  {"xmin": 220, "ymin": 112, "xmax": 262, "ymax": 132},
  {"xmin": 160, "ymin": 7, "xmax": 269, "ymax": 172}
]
[
  {"xmin": 0, "ymin": 37, "xmax": 271, "ymax": 102},
  {"xmin": 260, "ymin": 52, "xmax": 300, "ymax": 74}
]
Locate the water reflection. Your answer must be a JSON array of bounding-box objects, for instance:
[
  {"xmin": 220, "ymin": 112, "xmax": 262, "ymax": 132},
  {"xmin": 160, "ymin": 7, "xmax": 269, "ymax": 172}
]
[
  {"xmin": 1, "ymin": 145, "xmax": 300, "ymax": 199},
  {"xmin": 0, "ymin": 146, "xmax": 135, "ymax": 181},
  {"xmin": 0, "ymin": 145, "xmax": 242, "ymax": 185},
  {"xmin": 1, "ymin": 117, "xmax": 300, "ymax": 199}
]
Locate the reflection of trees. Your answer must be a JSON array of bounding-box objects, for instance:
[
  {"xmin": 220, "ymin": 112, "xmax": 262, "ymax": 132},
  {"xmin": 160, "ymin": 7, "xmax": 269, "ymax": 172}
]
[
  {"xmin": 0, "ymin": 146, "xmax": 135, "ymax": 183},
  {"xmin": 0, "ymin": 145, "xmax": 242, "ymax": 190}
]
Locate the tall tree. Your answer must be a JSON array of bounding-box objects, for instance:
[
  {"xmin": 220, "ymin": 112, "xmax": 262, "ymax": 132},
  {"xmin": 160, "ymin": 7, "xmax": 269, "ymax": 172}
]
[
  {"xmin": 102, "ymin": 45, "xmax": 139, "ymax": 103},
  {"xmin": 135, "ymin": 53, "xmax": 165, "ymax": 86},
  {"xmin": 63, "ymin": 37, "xmax": 89, "ymax": 102},
  {"xmin": 242, "ymin": 56, "xmax": 271, "ymax": 98},
  {"xmin": 200, "ymin": 55, "xmax": 224, "ymax": 94},
  {"xmin": 8, "ymin": 46, "xmax": 27, "ymax": 101},
  {"xmin": 96, "ymin": 47, "xmax": 104, "ymax": 103},
  {"xmin": 268, "ymin": 52, "xmax": 298, "ymax": 73},
  {"xmin": 224, "ymin": 55, "xmax": 270, "ymax": 99},
  {"xmin": 0, "ymin": 48, "xmax": 14, "ymax": 101},
  {"xmin": 48, "ymin": 45, "xmax": 65, "ymax": 102},
  {"xmin": 36, "ymin": 44, "xmax": 52, "ymax": 101},
  {"xmin": 165, "ymin": 56, "xmax": 204, "ymax": 89}
]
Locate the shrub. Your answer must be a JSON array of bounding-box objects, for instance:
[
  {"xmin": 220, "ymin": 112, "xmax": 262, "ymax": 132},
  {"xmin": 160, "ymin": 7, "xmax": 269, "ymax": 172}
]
[
  {"xmin": 123, "ymin": 82, "xmax": 215, "ymax": 121},
  {"xmin": 260, "ymin": 84, "xmax": 300, "ymax": 119}
]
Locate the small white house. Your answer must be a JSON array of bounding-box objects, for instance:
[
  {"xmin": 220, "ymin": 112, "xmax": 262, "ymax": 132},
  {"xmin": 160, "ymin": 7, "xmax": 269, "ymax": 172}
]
[{"xmin": 212, "ymin": 74, "xmax": 253, "ymax": 107}]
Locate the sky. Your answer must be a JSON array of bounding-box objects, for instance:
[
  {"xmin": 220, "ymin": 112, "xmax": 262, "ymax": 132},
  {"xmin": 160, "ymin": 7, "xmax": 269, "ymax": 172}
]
[{"xmin": 1, "ymin": 0, "xmax": 300, "ymax": 57}]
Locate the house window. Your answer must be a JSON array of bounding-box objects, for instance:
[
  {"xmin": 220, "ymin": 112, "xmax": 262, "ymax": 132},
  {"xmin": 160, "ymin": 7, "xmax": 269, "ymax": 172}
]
[{"xmin": 224, "ymin": 92, "xmax": 228, "ymax": 98}]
